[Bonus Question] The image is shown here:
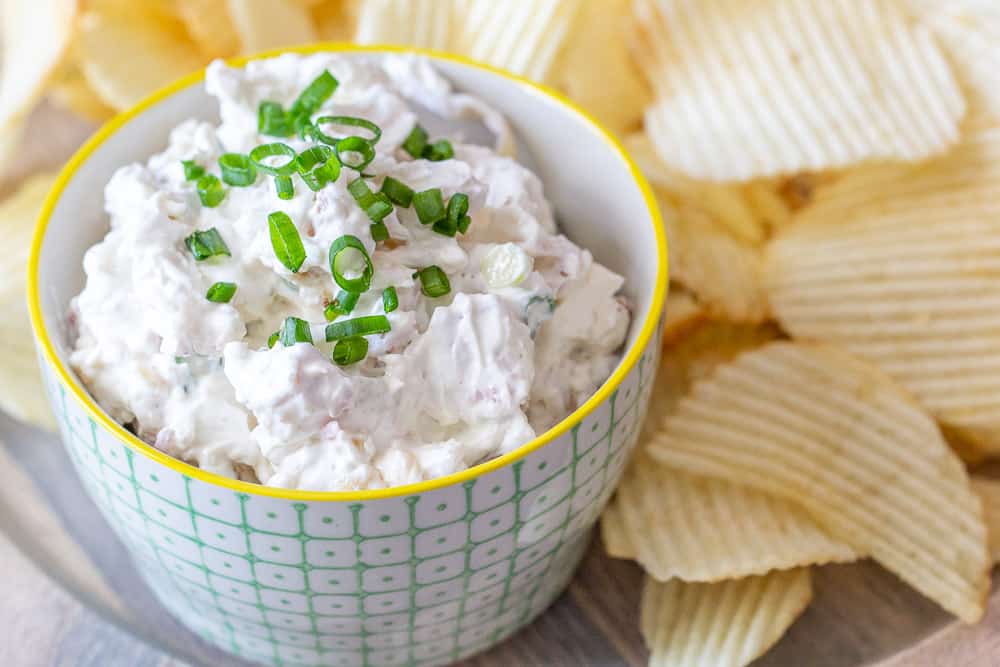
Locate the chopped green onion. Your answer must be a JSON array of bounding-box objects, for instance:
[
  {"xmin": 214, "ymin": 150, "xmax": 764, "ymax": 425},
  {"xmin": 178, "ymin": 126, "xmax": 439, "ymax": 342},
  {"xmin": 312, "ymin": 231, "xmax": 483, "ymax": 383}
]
[
  {"xmin": 294, "ymin": 114, "xmax": 315, "ymax": 140},
  {"xmin": 413, "ymin": 188, "xmax": 446, "ymax": 225},
  {"xmin": 382, "ymin": 286, "xmax": 398, "ymax": 313},
  {"xmin": 258, "ymin": 101, "xmax": 291, "ymax": 137},
  {"xmin": 422, "ymin": 139, "xmax": 454, "ymax": 162},
  {"xmin": 296, "ymin": 145, "xmax": 340, "ymax": 190},
  {"xmin": 275, "ymin": 175, "xmax": 295, "ymax": 200},
  {"xmin": 185, "ymin": 228, "xmax": 230, "ymax": 261},
  {"xmin": 218, "ymin": 153, "xmax": 257, "ymax": 187},
  {"xmin": 329, "ymin": 234, "xmax": 374, "ymax": 293},
  {"xmin": 278, "ymin": 316, "xmax": 313, "ymax": 346},
  {"xmin": 332, "ymin": 336, "xmax": 368, "ymax": 366},
  {"xmin": 314, "ymin": 116, "xmax": 382, "ymax": 146},
  {"xmin": 380, "ymin": 176, "xmax": 414, "ymax": 207},
  {"xmin": 249, "ymin": 142, "xmax": 298, "ymax": 176},
  {"xmin": 196, "ymin": 174, "xmax": 226, "ymax": 207},
  {"xmin": 205, "ymin": 282, "xmax": 237, "ymax": 303},
  {"xmin": 370, "ymin": 221, "xmax": 389, "ymax": 242},
  {"xmin": 435, "ymin": 192, "xmax": 468, "ymax": 236},
  {"xmin": 182, "ymin": 159, "xmax": 205, "ymax": 181},
  {"xmin": 289, "ymin": 70, "xmax": 338, "ymax": 119},
  {"xmin": 324, "ymin": 315, "xmax": 391, "ymax": 341},
  {"xmin": 456, "ymin": 215, "xmax": 472, "ymax": 234},
  {"xmin": 267, "ymin": 331, "xmax": 279, "ymax": 348},
  {"xmin": 268, "ymin": 211, "xmax": 306, "ymax": 273},
  {"xmin": 348, "ymin": 177, "xmax": 393, "ymax": 222},
  {"xmin": 324, "ymin": 290, "xmax": 359, "ymax": 320},
  {"xmin": 432, "ymin": 217, "xmax": 457, "ymax": 237},
  {"xmin": 334, "ymin": 136, "xmax": 376, "ymax": 171},
  {"xmin": 413, "ymin": 265, "xmax": 451, "ymax": 298},
  {"xmin": 402, "ymin": 124, "xmax": 428, "ymax": 158}
]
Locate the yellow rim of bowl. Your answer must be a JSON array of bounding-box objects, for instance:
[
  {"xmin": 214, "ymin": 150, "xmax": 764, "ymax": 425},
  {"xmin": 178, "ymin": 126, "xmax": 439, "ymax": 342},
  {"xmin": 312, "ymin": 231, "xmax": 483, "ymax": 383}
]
[{"xmin": 27, "ymin": 43, "xmax": 668, "ymax": 502}]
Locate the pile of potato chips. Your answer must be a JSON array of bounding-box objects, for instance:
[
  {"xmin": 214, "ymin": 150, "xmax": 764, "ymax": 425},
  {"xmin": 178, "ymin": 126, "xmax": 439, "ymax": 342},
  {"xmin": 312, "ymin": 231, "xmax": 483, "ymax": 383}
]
[{"xmin": 6, "ymin": 0, "xmax": 1000, "ymax": 664}]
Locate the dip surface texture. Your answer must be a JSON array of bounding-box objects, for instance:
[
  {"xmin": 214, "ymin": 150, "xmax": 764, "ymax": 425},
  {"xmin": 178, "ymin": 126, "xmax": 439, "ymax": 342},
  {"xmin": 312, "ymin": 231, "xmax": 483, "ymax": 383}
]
[{"xmin": 69, "ymin": 54, "xmax": 631, "ymax": 491}]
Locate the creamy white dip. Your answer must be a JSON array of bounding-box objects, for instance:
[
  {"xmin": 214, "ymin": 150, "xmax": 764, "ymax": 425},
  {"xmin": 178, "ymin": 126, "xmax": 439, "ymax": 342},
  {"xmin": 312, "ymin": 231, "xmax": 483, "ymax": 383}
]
[{"xmin": 69, "ymin": 54, "xmax": 631, "ymax": 491}]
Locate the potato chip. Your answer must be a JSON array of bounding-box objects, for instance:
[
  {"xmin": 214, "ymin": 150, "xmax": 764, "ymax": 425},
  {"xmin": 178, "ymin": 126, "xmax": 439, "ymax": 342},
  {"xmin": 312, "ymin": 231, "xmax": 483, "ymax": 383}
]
[
  {"xmin": 0, "ymin": 0, "xmax": 76, "ymax": 160},
  {"xmin": 600, "ymin": 492, "xmax": 636, "ymax": 560},
  {"xmin": 48, "ymin": 63, "xmax": 116, "ymax": 123},
  {"xmin": 765, "ymin": 127, "xmax": 1000, "ymax": 454},
  {"xmin": 649, "ymin": 342, "xmax": 990, "ymax": 622},
  {"xmin": 614, "ymin": 460, "xmax": 855, "ymax": 583},
  {"xmin": 77, "ymin": 2, "xmax": 207, "ymax": 111},
  {"xmin": 641, "ymin": 569, "xmax": 812, "ymax": 667},
  {"xmin": 660, "ymin": 287, "xmax": 706, "ymax": 345},
  {"xmin": 354, "ymin": 0, "xmax": 454, "ymax": 51},
  {"xmin": 549, "ymin": 0, "xmax": 649, "ymax": 135},
  {"xmin": 972, "ymin": 477, "xmax": 1000, "ymax": 563},
  {"xmin": 177, "ymin": 0, "xmax": 241, "ymax": 59},
  {"xmin": 227, "ymin": 0, "xmax": 317, "ymax": 53},
  {"xmin": 658, "ymin": 193, "xmax": 769, "ymax": 323},
  {"xmin": 0, "ymin": 174, "xmax": 58, "ymax": 431},
  {"xmin": 453, "ymin": 0, "xmax": 585, "ymax": 82},
  {"xmin": 633, "ymin": 0, "xmax": 966, "ymax": 181},
  {"xmin": 312, "ymin": 0, "xmax": 358, "ymax": 42}
]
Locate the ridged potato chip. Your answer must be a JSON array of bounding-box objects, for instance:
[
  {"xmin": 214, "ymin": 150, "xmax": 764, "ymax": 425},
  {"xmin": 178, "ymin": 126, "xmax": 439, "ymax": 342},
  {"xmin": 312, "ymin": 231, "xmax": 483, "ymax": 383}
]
[
  {"xmin": 649, "ymin": 342, "xmax": 990, "ymax": 622},
  {"xmin": 78, "ymin": 2, "xmax": 206, "ymax": 111},
  {"xmin": 0, "ymin": 0, "xmax": 76, "ymax": 160},
  {"xmin": 178, "ymin": 0, "xmax": 242, "ymax": 58},
  {"xmin": 600, "ymin": 492, "xmax": 636, "ymax": 560},
  {"xmin": 765, "ymin": 128, "xmax": 1000, "ymax": 454},
  {"xmin": 660, "ymin": 287, "xmax": 706, "ymax": 345},
  {"xmin": 354, "ymin": 0, "xmax": 454, "ymax": 50},
  {"xmin": 312, "ymin": 0, "xmax": 358, "ymax": 42},
  {"xmin": 658, "ymin": 193, "xmax": 769, "ymax": 323},
  {"xmin": 972, "ymin": 477, "xmax": 1000, "ymax": 563},
  {"xmin": 641, "ymin": 569, "xmax": 812, "ymax": 667},
  {"xmin": 0, "ymin": 173, "xmax": 58, "ymax": 430},
  {"xmin": 48, "ymin": 63, "xmax": 116, "ymax": 123},
  {"xmin": 227, "ymin": 0, "xmax": 317, "ymax": 53},
  {"xmin": 633, "ymin": 0, "xmax": 966, "ymax": 181},
  {"xmin": 614, "ymin": 460, "xmax": 855, "ymax": 582},
  {"xmin": 550, "ymin": 0, "xmax": 649, "ymax": 135}
]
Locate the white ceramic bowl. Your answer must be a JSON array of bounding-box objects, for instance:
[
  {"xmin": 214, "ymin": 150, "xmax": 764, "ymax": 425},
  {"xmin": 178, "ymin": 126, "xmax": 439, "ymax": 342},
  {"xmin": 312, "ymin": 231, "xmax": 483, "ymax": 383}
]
[{"xmin": 28, "ymin": 45, "xmax": 666, "ymax": 667}]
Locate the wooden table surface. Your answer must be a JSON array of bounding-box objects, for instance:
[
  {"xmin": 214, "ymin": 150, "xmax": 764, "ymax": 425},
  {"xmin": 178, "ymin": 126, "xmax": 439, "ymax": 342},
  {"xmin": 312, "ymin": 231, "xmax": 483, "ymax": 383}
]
[{"xmin": 3, "ymin": 103, "xmax": 999, "ymax": 667}]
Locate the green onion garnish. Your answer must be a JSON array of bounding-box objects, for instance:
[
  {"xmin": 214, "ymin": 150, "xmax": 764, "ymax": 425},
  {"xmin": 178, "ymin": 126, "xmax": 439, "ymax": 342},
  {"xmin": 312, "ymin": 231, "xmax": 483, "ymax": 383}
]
[
  {"xmin": 258, "ymin": 101, "xmax": 291, "ymax": 137},
  {"xmin": 289, "ymin": 70, "xmax": 339, "ymax": 119},
  {"xmin": 314, "ymin": 116, "xmax": 382, "ymax": 146},
  {"xmin": 382, "ymin": 286, "xmax": 398, "ymax": 313},
  {"xmin": 219, "ymin": 153, "xmax": 257, "ymax": 187},
  {"xmin": 432, "ymin": 217, "xmax": 457, "ymax": 237},
  {"xmin": 206, "ymin": 281, "xmax": 237, "ymax": 303},
  {"xmin": 196, "ymin": 174, "xmax": 225, "ymax": 208},
  {"xmin": 185, "ymin": 228, "xmax": 230, "ymax": 261},
  {"xmin": 275, "ymin": 175, "xmax": 294, "ymax": 200},
  {"xmin": 182, "ymin": 159, "xmax": 205, "ymax": 181},
  {"xmin": 348, "ymin": 177, "xmax": 393, "ymax": 222},
  {"xmin": 422, "ymin": 139, "xmax": 454, "ymax": 162},
  {"xmin": 402, "ymin": 125, "xmax": 428, "ymax": 158},
  {"xmin": 413, "ymin": 265, "xmax": 451, "ymax": 298},
  {"xmin": 294, "ymin": 114, "xmax": 316, "ymax": 141},
  {"xmin": 436, "ymin": 192, "xmax": 469, "ymax": 236},
  {"xmin": 267, "ymin": 331, "xmax": 279, "ymax": 348},
  {"xmin": 380, "ymin": 176, "xmax": 414, "ymax": 207},
  {"xmin": 413, "ymin": 188, "xmax": 446, "ymax": 225},
  {"xmin": 332, "ymin": 336, "xmax": 368, "ymax": 366},
  {"xmin": 296, "ymin": 145, "xmax": 340, "ymax": 191},
  {"xmin": 268, "ymin": 211, "xmax": 306, "ymax": 273},
  {"xmin": 324, "ymin": 290, "xmax": 359, "ymax": 320},
  {"xmin": 278, "ymin": 316, "xmax": 313, "ymax": 346},
  {"xmin": 334, "ymin": 136, "xmax": 376, "ymax": 172},
  {"xmin": 329, "ymin": 234, "xmax": 374, "ymax": 293},
  {"xmin": 324, "ymin": 315, "xmax": 391, "ymax": 341},
  {"xmin": 457, "ymin": 214, "xmax": 472, "ymax": 234},
  {"xmin": 370, "ymin": 221, "xmax": 389, "ymax": 242},
  {"xmin": 250, "ymin": 143, "xmax": 298, "ymax": 176}
]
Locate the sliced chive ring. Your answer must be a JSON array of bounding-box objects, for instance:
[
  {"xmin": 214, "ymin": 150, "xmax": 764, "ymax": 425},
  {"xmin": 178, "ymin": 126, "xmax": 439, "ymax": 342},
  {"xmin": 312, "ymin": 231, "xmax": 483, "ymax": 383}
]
[
  {"xmin": 324, "ymin": 315, "xmax": 391, "ymax": 341},
  {"xmin": 329, "ymin": 234, "xmax": 374, "ymax": 293},
  {"xmin": 206, "ymin": 282, "xmax": 237, "ymax": 303},
  {"xmin": 219, "ymin": 153, "xmax": 257, "ymax": 187},
  {"xmin": 402, "ymin": 124, "xmax": 428, "ymax": 158},
  {"xmin": 413, "ymin": 265, "xmax": 451, "ymax": 298},
  {"xmin": 278, "ymin": 316, "xmax": 313, "ymax": 346},
  {"xmin": 382, "ymin": 286, "xmax": 398, "ymax": 313},
  {"xmin": 296, "ymin": 145, "xmax": 340, "ymax": 190},
  {"xmin": 314, "ymin": 116, "xmax": 382, "ymax": 146},
  {"xmin": 324, "ymin": 290, "xmax": 359, "ymax": 320},
  {"xmin": 275, "ymin": 175, "xmax": 295, "ymax": 200},
  {"xmin": 288, "ymin": 70, "xmax": 339, "ymax": 119},
  {"xmin": 413, "ymin": 188, "xmax": 446, "ymax": 225},
  {"xmin": 182, "ymin": 159, "xmax": 205, "ymax": 181},
  {"xmin": 380, "ymin": 176, "xmax": 414, "ymax": 207},
  {"xmin": 267, "ymin": 330, "xmax": 280, "ymax": 348},
  {"xmin": 185, "ymin": 227, "xmax": 230, "ymax": 261},
  {"xmin": 250, "ymin": 142, "xmax": 298, "ymax": 176},
  {"xmin": 258, "ymin": 101, "xmax": 292, "ymax": 137},
  {"xmin": 268, "ymin": 211, "xmax": 306, "ymax": 273},
  {"xmin": 348, "ymin": 177, "xmax": 393, "ymax": 222},
  {"xmin": 332, "ymin": 336, "xmax": 369, "ymax": 366},
  {"xmin": 370, "ymin": 221, "xmax": 389, "ymax": 242},
  {"xmin": 196, "ymin": 174, "xmax": 226, "ymax": 208},
  {"xmin": 422, "ymin": 139, "xmax": 454, "ymax": 162},
  {"xmin": 334, "ymin": 136, "xmax": 376, "ymax": 172}
]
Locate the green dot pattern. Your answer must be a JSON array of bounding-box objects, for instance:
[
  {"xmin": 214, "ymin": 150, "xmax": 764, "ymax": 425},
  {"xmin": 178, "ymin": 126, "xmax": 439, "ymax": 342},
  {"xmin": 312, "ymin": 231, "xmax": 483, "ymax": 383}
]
[{"xmin": 38, "ymin": 328, "xmax": 659, "ymax": 667}]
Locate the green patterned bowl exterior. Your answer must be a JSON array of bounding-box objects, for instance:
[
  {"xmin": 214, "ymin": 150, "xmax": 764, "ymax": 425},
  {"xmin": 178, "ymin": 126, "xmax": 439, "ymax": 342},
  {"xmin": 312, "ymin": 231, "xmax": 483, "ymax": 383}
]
[{"xmin": 29, "ymin": 46, "xmax": 667, "ymax": 667}]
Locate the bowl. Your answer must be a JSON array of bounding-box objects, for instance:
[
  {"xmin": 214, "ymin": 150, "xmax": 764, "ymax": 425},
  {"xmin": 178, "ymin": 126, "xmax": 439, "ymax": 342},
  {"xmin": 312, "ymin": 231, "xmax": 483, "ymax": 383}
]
[{"xmin": 27, "ymin": 44, "xmax": 666, "ymax": 667}]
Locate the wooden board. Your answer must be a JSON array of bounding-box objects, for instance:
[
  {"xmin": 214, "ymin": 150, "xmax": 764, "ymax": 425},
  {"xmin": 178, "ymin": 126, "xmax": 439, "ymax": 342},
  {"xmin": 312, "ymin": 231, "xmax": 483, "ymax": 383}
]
[{"xmin": 3, "ymin": 102, "xmax": 998, "ymax": 667}]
